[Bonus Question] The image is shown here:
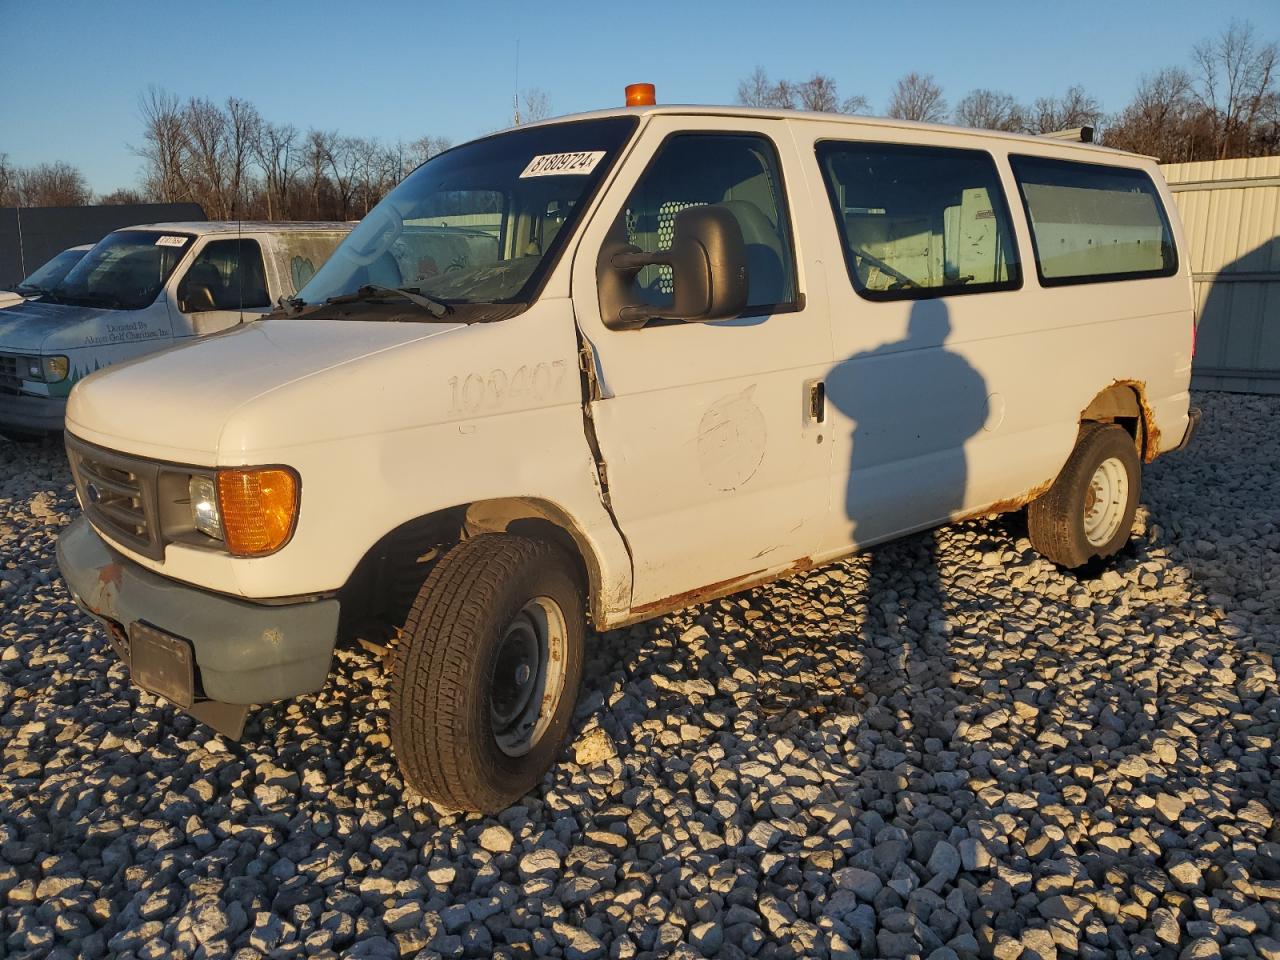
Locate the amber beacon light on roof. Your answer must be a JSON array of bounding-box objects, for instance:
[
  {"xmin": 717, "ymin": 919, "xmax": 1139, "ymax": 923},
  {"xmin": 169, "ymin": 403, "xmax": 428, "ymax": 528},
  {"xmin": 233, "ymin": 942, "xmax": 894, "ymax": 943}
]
[{"xmin": 625, "ymin": 83, "xmax": 656, "ymax": 106}]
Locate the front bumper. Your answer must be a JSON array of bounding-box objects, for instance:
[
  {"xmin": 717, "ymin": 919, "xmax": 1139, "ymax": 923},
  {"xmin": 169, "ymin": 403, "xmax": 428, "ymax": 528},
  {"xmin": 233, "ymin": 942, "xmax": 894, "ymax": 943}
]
[
  {"xmin": 0, "ymin": 393, "xmax": 65, "ymax": 433},
  {"xmin": 56, "ymin": 515, "xmax": 340, "ymax": 736}
]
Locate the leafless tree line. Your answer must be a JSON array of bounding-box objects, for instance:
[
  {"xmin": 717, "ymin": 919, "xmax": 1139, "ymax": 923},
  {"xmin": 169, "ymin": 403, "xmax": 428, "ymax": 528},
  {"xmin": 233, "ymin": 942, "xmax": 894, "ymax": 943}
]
[
  {"xmin": 0, "ymin": 157, "xmax": 92, "ymax": 207},
  {"xmin": 737, "ymin": 67, "xmax": 870, "ymax": 114},
  {"xmin": 134, "ymin": 87, "xmax": 452, "ymax": 221},
  {"xmin": 1106, "ymin": 21, "xmax": 1278, "ymax": 161},
  {"xmin": 738, "ymin": 20, "xmax": 1278, "ymax": 162}
]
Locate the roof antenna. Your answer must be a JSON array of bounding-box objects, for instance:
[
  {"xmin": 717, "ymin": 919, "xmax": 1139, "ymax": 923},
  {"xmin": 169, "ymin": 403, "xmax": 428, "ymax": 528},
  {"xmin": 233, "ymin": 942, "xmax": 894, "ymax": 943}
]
[{"xmin": 513, "ymin": 39, "xmax": 521, "ymax": 126}]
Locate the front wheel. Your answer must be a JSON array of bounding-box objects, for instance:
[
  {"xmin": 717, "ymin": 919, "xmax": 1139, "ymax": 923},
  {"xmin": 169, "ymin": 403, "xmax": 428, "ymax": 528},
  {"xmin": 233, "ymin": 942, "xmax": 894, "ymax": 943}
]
[
  {"xmin": 390, "ymin": 534, "xmax": 584, "ymax": 813},
  {"xmin": 1027, "ymin": 422, "xmax": 1142, "ymax": 568}
]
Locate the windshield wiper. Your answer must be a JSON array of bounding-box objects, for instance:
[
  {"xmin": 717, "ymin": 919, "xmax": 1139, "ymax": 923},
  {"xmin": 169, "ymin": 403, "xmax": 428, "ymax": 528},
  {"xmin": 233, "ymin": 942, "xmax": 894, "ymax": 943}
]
[{"xmin": 331, "ymin": 284, "xmax": 450, "ymax": 318}]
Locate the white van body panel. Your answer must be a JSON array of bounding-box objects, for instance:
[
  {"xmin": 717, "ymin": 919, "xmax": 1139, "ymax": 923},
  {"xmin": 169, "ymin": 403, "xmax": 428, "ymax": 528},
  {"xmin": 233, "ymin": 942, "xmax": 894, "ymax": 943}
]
[
  {"xmin": 66, "ymin": 302, "xmax": 635, "ymax": 613},
  {"xmin": 62, "ymin": 106, "xmax": 1195, "ymax": 631},
  {"xmin": 571, "ymin": 114, "xmax": 834, "ymax": 611},
  {"xmin": 791, "ymin": 120, "xmax": 1195, "ymax": 559}
]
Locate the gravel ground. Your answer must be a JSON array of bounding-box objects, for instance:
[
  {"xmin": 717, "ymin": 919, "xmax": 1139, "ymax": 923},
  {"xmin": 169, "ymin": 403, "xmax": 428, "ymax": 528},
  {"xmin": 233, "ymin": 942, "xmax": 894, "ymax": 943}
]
[{"xmin": 1, "ymin": 391, "xmax": 1278, "ymax": 960}]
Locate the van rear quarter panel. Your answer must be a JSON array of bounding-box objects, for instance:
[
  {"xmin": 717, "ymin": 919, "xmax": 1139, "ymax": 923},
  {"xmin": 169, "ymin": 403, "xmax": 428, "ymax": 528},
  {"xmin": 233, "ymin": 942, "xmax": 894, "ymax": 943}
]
[{"xmin": 792, "ymin": 118, "xmax": 1193, "ymax": 553}]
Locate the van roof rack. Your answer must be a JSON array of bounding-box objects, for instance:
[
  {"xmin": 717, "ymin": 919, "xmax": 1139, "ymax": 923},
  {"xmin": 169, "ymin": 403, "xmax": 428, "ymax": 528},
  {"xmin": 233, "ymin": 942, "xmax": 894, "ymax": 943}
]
[{"xmin": 1040, "ymin": 126, "xmax": 1094, "ymax": 143}]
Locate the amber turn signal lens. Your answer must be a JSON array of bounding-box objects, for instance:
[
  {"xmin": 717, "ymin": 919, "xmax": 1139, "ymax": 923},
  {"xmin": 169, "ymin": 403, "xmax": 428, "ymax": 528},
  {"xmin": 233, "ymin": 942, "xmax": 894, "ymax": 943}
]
[
  {"xmin": 217, "ymin": 468, "xmax": 299, "ymax": 556},
  {"xmin": 625, "ymin": 83, "xmax": 656, "ymax": 107}
]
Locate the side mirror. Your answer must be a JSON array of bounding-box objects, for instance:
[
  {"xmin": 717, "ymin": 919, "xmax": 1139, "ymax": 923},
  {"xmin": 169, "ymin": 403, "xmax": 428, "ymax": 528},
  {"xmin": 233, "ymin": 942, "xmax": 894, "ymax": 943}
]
[{"xmin": 598, "ymin": 205, "xmax": 749, "ymax": 330}]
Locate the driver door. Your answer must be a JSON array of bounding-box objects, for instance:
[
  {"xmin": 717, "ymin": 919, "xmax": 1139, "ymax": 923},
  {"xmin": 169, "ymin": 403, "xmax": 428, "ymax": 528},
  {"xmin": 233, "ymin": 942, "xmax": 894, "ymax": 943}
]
[
  {"xmin": 570, "ymin": 116, "xmax": 833, "ymax": 613},
  {"xmin": 172, "ymin": 237, "xmax": 273, "ymax": 336}
]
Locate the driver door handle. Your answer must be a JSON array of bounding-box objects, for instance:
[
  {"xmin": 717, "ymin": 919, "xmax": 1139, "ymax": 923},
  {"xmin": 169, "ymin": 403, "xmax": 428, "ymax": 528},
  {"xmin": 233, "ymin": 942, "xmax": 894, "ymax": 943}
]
[{"xmin": 806, "ymin": 379, "xmax": 826, "ymax": 424}]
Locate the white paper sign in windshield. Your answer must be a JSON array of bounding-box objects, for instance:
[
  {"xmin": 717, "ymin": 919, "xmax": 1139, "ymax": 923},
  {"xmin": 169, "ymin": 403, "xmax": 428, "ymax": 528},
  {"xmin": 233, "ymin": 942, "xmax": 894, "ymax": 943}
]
[
  {"xmin": 519, "ymin": 151, "xmax": 606, "ymax": 178},
  {"xmin": 155, "ymin": 236, "xmax": 188, "ymax": 247}
]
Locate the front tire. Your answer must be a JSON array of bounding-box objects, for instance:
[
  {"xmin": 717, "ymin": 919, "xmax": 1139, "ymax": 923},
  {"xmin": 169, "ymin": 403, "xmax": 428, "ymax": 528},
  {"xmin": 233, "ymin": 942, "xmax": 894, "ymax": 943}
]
[
  {"xmin": 390, "ymin": 534, "xmax": 585, "ymax": 813},
  {"xmin": 1027, "ymin": 422, "xmax": 1142, "ymax": 568}
]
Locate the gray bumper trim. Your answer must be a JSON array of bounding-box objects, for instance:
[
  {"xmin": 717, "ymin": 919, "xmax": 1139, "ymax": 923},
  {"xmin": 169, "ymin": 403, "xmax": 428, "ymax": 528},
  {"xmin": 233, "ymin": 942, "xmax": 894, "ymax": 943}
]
[
  {"xmin": 1174, "ymin": 406, "xmax": 1201, "ymax": 452},
  {"xmin": 56, "ymin": 515, "xmax": 339, "ymax": 704},
  {"xmin": 0, "ymin": 393, "xmax": 66, "ymax": 433}
]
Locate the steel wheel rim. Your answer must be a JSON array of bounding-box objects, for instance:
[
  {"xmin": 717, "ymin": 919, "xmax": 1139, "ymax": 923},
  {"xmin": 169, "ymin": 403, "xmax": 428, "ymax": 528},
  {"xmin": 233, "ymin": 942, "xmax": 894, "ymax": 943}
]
[
  {"xmin": 1083, "ymin": 456, "xmax": 1128, "ymax": 547},
  {"xmin": 490, "ymin": 596, "xmax": 568, "ymax": 758}
]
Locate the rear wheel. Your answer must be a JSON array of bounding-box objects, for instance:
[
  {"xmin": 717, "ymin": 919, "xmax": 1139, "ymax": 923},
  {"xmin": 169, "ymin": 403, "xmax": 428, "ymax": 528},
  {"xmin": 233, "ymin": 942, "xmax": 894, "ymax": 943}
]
[
  {"xmin": 390, "ymin": 534, "xmax": 584, "ymax": 812},
  {"xmin": 1027, "ymin": 422, "xmax": 1141, "ymax": 568}
]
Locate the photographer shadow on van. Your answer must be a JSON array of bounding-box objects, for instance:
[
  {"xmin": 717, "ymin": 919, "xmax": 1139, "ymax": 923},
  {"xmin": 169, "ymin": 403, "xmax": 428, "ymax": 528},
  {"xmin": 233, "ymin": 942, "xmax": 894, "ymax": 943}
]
[{"xmin": 826, "ymin": 297, "xmax": 989, "ymax": 758}]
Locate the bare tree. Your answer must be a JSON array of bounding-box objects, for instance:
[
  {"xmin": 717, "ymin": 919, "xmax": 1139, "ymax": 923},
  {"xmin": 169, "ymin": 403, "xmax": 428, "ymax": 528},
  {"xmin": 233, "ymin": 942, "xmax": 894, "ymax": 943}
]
[
  {"xmin": 737, "ymin": 68, "xmax": 867, "ymax": 113},
  {"xmin": 1030, "ymin": 85, "xmax": 1102, "ymax": 134},
  {"xmin": 736, "ymin": 66, "xmax": 774, "ymax": 108},
  {"xmin": 1103, "ymin": 67, "xmax": 1204, "ymax": 160},
  {"xmin": 15, "ymin": 162, "xmax": 92, "ymax": 206},
  {"xmin": 841, "ymin": 93, "xmax": 872, "ymax": 115},
  {"xmin": 254, "ymin": 121, "xmax": 298, "ymax": 220},
  {"xmin": 954, "ymin": 88, "xmax": 1026, "ymax": 131},
  {"xmin": 0, "ymin": 154, "xmax": 17, "ymax": 207},
  {"xmin": 98, "ymin": 187, "xmax": 147, "ymax": 205},
  {"xmin": 401, "ymin": 135, "xmax": 452, "ymax": 177},
  {"xmin": 1194, "ymin": 19, "xmax": 1279, "ymax": 158},
  {"xmin": 519, "ymin": 89, "xmax": 552, "ymax": 124},
  {"xmin": 314, "ymin": 133, "xmax": 360, "ymax": 220},
  {"xmin": 225, "ymin": 97, "xmax": 261, "ymax": 218},
  {"xmin": 136, "ymin": 86, "xmax": 190, "ymax": 204},
  {"xmin": 184, "ymin": 96, "xmax": 232, "ymax": 218},
  {"xmin": 887, "ymin": 72, "xmax": 947, "ymax": 122},
  {"xmin": 796, "ymin": 74, "xmax": 841, "ymax": 112}
]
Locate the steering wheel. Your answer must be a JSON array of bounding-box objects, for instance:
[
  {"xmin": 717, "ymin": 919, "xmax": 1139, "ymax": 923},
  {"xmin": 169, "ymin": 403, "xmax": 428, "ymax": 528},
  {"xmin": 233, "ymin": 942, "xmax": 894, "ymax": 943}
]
[{"xmin": 852, "ymin": 248, "xmax": 916, "ymax": 290}]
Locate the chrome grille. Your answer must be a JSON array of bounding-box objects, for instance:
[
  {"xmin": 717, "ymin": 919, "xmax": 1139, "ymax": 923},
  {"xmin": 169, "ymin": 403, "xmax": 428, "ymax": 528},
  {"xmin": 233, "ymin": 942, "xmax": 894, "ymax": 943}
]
[{"xmin": 66, "ymin": 434, "xmax": 164, "ymax": 559}]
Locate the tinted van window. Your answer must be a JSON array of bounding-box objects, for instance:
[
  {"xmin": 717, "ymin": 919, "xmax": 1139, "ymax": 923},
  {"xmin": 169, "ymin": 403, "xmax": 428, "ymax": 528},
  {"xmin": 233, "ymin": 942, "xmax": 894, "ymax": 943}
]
[
  {"xmin": 817, "ymin": 141, "xmax": 1021, "ymax": 301},
  {"xmin": 1010, "ymin": 155, "xmax": 1177, "ymax": 285}
]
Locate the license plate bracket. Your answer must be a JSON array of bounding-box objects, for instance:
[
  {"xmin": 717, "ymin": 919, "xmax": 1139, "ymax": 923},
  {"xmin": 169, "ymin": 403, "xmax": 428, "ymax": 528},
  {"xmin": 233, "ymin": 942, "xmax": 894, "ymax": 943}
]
[{"xmin": 129, "ymin": 622, "xmax": 195, "ymax": 709}]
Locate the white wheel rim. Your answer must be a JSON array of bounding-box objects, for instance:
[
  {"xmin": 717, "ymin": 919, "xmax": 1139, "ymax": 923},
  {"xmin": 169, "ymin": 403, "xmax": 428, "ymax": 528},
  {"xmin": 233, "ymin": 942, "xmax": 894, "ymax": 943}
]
[
  {"xmin": 1083, "ymin": 456, "xmax": 1128, "ymax": 547},
  {"xmin": 490, "ymin": 597, "xmax": 568, "ymax": 758}
]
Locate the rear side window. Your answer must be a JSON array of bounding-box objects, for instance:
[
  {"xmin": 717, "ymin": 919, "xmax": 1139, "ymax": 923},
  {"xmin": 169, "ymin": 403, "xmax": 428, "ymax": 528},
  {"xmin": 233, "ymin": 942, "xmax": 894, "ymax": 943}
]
[
  {"xmin": 1009, "ymin": 156, "xmax": 1177, "ymax": 285},
  {"xmin": 816, "ymin": 141, "xmax": 1021, "ymax": 301},
  {"xmin": 270, "ymin": 233, "xmax": 347, "ymax": 297}
]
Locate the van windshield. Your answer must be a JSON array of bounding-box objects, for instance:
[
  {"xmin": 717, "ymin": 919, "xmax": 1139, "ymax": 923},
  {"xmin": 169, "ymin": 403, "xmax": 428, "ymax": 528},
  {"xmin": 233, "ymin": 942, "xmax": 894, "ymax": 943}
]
[
  {"xmin": 296, "ymin": 116, "xmax": 638, "ymax": 313},
  {"xmin": 43, "ymin": 231, "xmax": 194, "ymax": 310},
  {"xmin": 14, "ymin": 247, "xmax": 89, "ymax": 296}
]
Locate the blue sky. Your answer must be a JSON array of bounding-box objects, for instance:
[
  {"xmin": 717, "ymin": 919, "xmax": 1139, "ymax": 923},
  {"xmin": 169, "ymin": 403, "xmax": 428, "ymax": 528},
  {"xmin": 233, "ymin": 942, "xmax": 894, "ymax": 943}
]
[{"xmin": 2, "ymin": 0, "xmax": 1277, "ymax": 194}]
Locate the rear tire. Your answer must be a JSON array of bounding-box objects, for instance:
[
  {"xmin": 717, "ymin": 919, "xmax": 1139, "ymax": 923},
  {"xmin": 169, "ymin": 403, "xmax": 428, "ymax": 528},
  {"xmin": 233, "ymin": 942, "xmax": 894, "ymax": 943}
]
[
  {"xmin": 1027, "ymin": 422, "xmax": 1141, "ymax": 568},
  {"xmin": 390, "ymin": 534, "xmax": 584, "ymax": 813}
]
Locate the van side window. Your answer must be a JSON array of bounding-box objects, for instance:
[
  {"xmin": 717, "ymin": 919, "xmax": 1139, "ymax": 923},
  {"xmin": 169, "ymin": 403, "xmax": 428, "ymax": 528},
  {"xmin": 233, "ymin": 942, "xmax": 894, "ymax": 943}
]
[
  {"xmin": 619, "ymin": 133, "xmax": 799, "ymax": 312},
  {"xmin": 1009, "ymin": 156, "xmax": 1177, "ymax": 285},
  {"xmin": 271, "ymin": 234, "xmax": 346, "ymax": 297},
  {"xmin": 816, "ymin": 141, "xmax": 1021, "ymax": 301},
  {"xmin": 177, "ymin": 239, "xmax": 270, "ymax": 312}
]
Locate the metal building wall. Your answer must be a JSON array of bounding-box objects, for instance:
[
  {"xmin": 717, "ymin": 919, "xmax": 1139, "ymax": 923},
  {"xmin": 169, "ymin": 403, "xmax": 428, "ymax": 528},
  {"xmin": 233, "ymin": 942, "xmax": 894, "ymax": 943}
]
[{"xmin": 1161, "ymin": 157, "xmax": 1280, "ymax": 394}]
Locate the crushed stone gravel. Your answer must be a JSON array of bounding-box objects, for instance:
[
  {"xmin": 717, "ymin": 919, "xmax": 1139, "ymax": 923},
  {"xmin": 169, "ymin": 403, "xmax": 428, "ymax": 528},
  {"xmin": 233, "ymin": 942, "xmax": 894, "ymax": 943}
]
[{"xmin": 0, "ymin": 391, "xmax": 1277, "ymax": 959}]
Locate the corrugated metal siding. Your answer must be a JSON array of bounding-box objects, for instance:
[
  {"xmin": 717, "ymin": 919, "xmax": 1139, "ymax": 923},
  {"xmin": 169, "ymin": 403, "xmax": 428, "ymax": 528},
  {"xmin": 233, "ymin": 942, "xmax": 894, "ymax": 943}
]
[{"xmin": 1162, "ymin": 157, "xmax": 1280, "ymax": 394}]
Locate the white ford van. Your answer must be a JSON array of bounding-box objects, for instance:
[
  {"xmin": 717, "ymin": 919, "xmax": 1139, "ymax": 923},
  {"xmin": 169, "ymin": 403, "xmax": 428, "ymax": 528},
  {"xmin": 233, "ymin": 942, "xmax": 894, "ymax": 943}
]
[
  {"xmin": 56, "ymin": 100, "xmax": 1198, "ymax": 812},
  {"xmin": 0, "ymin": 221, "xmax": 350, "ymax": 435}
]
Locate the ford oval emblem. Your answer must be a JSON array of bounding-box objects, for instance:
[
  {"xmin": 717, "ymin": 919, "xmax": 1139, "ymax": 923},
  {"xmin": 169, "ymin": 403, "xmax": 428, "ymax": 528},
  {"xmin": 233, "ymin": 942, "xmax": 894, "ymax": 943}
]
[{"xmin": 86, "ymin": 482, "xmax": 101, "ymax": 504}]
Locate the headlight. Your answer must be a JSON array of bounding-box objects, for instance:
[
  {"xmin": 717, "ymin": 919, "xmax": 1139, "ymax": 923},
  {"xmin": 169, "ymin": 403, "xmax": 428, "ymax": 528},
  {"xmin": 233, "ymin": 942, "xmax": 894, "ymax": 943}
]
[
  {"xmin": 188, "ymin": 468, "xmax": 299, "ymax": 556},
  {"xmin": 43, "ymin": 356, "xmax": 69, "ymax": 382},
  {"xmin": 20, "ymin": 355, "xmax": 69, "ymax": 382},
  {"xmin": 189, "ymin": 474, "xmax": 222, "ymax": 540}
]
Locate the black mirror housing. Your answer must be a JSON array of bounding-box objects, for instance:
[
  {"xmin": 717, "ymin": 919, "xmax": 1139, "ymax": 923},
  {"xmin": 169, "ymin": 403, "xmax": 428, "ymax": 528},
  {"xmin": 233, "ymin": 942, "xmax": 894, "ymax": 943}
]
[{"xmin": 598, "ymin": 205, "xmax": 749, "ymax": 330}]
